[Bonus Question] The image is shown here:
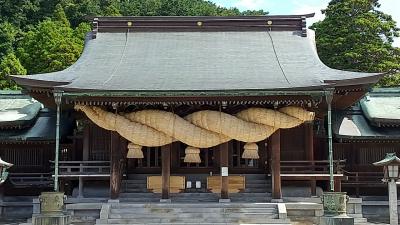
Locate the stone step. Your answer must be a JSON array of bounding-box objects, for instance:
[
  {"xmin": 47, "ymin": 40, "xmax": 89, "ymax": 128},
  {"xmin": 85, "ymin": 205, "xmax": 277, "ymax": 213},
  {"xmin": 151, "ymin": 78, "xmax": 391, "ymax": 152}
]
[
  {"xmin": 242, "ymin": 174, "xmax": 269, "ymax": 179},
  {"xmin": 120, "ymin": 192, "xmax": 159, "ymax": 197},
  {"xmin": 123, "ymin": 183, "xmax": 147, "ymax": 187},
  {"xmin": 122, "ymin": 188, "xmax": 150, "ymax": 193},
  {"xmin": 245, "ymin": 183, "xmax": 271, "ymax": 188},
  {"xmin": 99, "ymin": 221, "xmax": 291, "ymax": 225},
  {"xmin": 118, "ymin": 198, "xmax": 160, "ymax": 203},
  {"xmin": 97, "ymin": 217, "xmax": 289, "ymax": 224},
  {"xmin": 96, "ymin": 202, "xmax": 289, "ymax": 225},
  {"xmin": 113, "ymin": 203, "xmax": 278, "ymax": 208},
  {"xmin": 110, "ymin": 207, "xmax": 276, "ymax": 214},
  {"xmin": 354, "ymin": 217, "xmax": 368, "ymax": 224},
  {"xmin": 244, "ymin": 188, "xmax": 270, "ymax": 193},
  {"xmin": 231, "ymin": 193, "xmax": 272, "ymax": 196},
  {"xmin": 119, "ymin": 198, "xmax": 273, "ymax": 203},
  {"xmin": 99, "ymin": 223, "xmax": 291, "ymax": 225},
  {"xmin": 172, "ymin": 199, "xmax": 219, "ymax": 203},
  {"xmin": 122, "ymin": 183, "xmax": 146, "ymax": 186},
  {"xmin": 109, "ymin": 212, "xmax": 278, "ymax": 219},
  {"xmin": 122, "ymin": 179, "xmax": 147, "ymax": 184}
]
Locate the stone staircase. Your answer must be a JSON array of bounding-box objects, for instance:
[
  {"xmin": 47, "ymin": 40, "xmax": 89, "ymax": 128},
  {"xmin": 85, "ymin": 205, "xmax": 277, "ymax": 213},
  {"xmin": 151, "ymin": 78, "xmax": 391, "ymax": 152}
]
[
  {"xmin": 120, "ymin": 174, "xmax": 272, "ymax": 203},
  {"xmin": 96, "ymin": 202, "xmax": 291, "ymax": 225}
]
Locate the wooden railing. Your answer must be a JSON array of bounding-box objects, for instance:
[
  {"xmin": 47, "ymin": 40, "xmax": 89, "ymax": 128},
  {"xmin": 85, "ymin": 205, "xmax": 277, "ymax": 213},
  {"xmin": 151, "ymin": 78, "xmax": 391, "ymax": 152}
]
[
  {"xmin": 341, "ymin": 170, "xmax": 384, "ymax": 197},
  {"xmin": 50, "ymin": 160, "xmax": 110, "ymax": 177},
  {"xmin": 281, "ymin": 160, "xmax": 346, "ymax": 174},
  {"xmin": 280, "ymin": 160, "xmax": 347, "ymax": 194},
  {"xmin": 9, "ymin": 172, "xmax": 53, "ymax": 188}
]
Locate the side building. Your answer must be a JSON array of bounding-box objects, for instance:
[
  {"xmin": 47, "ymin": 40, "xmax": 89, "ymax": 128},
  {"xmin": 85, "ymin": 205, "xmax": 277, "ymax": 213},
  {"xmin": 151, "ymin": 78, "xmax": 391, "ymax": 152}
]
[
  {"xmin": 0, "ymin": 91, "xmax": 74, "ymax": 197},
  {"xmin": 334, "ymin": 88, "xmax": 400, "ymax": 197}
]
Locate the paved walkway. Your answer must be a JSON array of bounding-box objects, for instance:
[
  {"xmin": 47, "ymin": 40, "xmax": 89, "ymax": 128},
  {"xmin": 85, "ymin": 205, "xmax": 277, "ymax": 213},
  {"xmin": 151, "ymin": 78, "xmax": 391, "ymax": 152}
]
[{"xmin": 0, "ymin": 219, "xmax": 25, "ymax": 225}]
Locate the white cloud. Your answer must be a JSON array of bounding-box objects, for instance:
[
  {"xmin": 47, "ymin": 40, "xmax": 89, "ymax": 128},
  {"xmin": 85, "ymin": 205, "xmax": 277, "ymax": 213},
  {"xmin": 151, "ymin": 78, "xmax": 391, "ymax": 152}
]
[
  {"xmin": 291, "ymin": 0, "xmax": 329, "ymax": 27},
  {"xmin": 233, "ymin": 0, "xmax": 268, "ymax": 10},
  {"xmin": 379, "ymin": 0, "xmax": 400, "ymax": 47}
]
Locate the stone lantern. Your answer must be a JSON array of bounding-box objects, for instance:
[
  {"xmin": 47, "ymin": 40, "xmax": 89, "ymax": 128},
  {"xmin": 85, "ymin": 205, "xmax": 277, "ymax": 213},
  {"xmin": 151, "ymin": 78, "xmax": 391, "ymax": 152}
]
[
  {"xmin": 0, "ymin": 158, "xmax": 13, "ymax": 184},
  {"xmin": 373, "ymin": 153, "xmax": 400, "ymax": 225}
]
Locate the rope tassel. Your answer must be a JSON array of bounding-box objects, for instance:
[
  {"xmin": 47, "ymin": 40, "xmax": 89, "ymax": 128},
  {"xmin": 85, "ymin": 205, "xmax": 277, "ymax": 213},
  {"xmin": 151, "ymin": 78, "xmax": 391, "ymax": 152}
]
[
  {"xmin": 184, "ymin": 146, "xmax": 201, "ymax": 163},
  {"xmin": 242, "ymin": 142, "xmax": 259, "ymax": 159},
  {"xmin": 127, "ymin": 143, "xmax": 143, "ymax": 158}
]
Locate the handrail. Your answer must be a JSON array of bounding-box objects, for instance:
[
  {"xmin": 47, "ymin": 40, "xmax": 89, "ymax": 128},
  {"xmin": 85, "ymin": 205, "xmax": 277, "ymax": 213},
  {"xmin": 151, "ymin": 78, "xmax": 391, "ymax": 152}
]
[
  {"xmin": 281, "ymin": 160, "xmax": 346, "ymax": 174},
  {"xmin": 49, "ymin": 160, "xmax": 110, "ymax": 164},
  {"xmin": 49, "ymin": 160, "xmax": 111, "ymax": 176},
  {"xmin": 281, "ymin": 160, "xmax": 346, "ymax": 163},
  {"xmin": 8, "ymin": 172, "xmax": 53, "ymax": 187}
]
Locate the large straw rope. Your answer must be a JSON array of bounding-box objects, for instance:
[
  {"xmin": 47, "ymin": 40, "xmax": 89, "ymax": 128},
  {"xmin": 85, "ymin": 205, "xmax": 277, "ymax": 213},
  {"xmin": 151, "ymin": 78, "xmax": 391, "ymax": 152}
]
[{"xmin": 75, "ymin": 105, "xmax": 314, "ymax": 159}]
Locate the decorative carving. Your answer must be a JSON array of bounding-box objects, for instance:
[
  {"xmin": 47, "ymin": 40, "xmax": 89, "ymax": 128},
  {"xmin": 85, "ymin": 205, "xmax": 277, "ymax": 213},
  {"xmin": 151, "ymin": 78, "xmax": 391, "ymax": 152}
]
[
  {"xmin": 321, "ymin": 192, "xmax": 349, "ymax": 216},
  {"xmin": 38, "ymin": 192, "xmax": 66, "ymax": 215}
]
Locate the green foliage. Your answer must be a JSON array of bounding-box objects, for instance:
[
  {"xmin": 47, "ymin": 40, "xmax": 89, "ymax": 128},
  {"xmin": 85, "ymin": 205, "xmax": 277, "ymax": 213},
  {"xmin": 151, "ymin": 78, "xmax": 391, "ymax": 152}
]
[
  {"xmin": 311, "ymin": 0, "xmax": 400, "ymax": 87},
  {"xmin": 0, "ymin": 53, "xmax": 26, "ymax": 90},
  {"xmin": 0, "ymin": 22, "xmax": 19, "ymax": 59},
  {"xmin": 16, "ymin": 19, "xmax": 88, "ymax": 74},
  {"xmin": 0, "ymin": 0, "xmax": 41, "ymax": 27},
  {"xmin": 54, "ymin": 4, "xmax": 71, "ymax": 27}
]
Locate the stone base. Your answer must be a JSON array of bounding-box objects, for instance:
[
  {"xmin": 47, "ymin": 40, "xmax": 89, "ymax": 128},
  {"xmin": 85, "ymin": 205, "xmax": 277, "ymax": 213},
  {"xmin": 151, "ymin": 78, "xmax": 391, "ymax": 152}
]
[
  {"xmin": 319, "ymin": 215, "xmax": 354, "ymax": 225},
  {"xmin": 32, "ymin": 213, "xmax": 70, "ymax": 225},
  {"xmin": 160, "ymin": 199, "xmax": 171, "ymax": 203},
  {"xmin": 271, "ymin": 198, "xmax": 284, "ymax": 203},
  {"xmin": 107, "ymin": 199, "xmax": 119, "ymax": 203},
  {"xmin": 219, "ymin": 198, "xmax": 231, "ymax": 203}
]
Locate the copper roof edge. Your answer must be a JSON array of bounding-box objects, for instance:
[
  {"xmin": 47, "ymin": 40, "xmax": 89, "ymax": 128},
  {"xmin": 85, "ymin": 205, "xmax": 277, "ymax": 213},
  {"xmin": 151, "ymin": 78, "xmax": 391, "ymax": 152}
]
[{"xmin": 91, "ymin": 14, "xmax": 315, "ymax": 21}]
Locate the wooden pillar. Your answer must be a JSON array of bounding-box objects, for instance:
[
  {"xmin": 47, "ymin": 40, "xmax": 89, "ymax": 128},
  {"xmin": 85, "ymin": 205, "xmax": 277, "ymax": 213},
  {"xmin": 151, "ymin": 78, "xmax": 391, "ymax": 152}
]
[
  {"xmin": 220, "ymin": 142, "xmax": 229, "ymax": 200},
  {"xmin": 110, "ymin": 131, "xmax": 122, "ymax": 199},
  {"xmin": 271, "ymin": 130, "xmax": 282, "ymax": 200},
  {"xmin": 161, "ymin": 144, "xmax": 171, "ymax": 200},
  {"xmin": 334, "ymin": 177, "xmax": 341, "ymax": 192},
  {"xmin": 82, "ymin": 121, "xmax": 90, "ymax": 161},
  {"xmin": 79, "ymin": 121, "xmax": 90, "ymax": 198},
  {"xmin": 305, "ymin": 122, "xmax": 316, "ymax": 196}
]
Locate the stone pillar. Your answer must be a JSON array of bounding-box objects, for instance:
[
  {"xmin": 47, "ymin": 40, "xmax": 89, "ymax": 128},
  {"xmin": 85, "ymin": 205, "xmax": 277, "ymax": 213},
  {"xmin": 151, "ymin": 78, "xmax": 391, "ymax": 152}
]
[
  {"xmin": 271, "ymin": 130, "xmax": 282, "ymax": 201},
  {"xmin": 110, "ymin": 131, "xmax": 122, "ymax": 200},
  {"xmin": 388, "ymin": 179, "xmax": 398, "ymax": 225},
  {"xmin": 219, "ymin": 142, "xmax": 229, "ymax": 202},
  {"xmin": 161, "ymin": 144, "xmax": 171, "ymax": 201}
]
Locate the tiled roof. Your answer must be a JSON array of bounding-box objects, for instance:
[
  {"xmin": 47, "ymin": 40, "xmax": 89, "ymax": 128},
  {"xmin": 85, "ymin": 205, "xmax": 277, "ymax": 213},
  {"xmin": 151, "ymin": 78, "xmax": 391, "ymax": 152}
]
[{"xmin": 12, "ymin": 16, "xmax": 381, "ymax": 95}]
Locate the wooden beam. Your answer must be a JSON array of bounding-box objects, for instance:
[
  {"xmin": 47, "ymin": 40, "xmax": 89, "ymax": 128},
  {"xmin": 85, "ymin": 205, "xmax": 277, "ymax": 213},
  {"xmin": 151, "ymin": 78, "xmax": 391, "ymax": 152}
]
[
  {"xmin": 110, "ymin": 131, "xmax": 122, "ymax": 199},
  {"xmin": 161, "ymin": 144, "xmax": 171, "ymax": 200},
  {"xmin": 304, "ymin": 122, "xmax": 316, "ymax": 196},
  {"xmin": 271, "ymin": 130, "xmax": 282, "ymax": 200},
  {"xmin": 220, "ymin": 142, "xmax": 229, "ymax": 200}
]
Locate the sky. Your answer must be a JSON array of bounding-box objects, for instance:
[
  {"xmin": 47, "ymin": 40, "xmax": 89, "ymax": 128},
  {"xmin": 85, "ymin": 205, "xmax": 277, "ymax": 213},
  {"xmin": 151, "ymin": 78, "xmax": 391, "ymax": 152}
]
[{"xmin": 210, "ymin": 0, "xmax": 400, "ymax": 47}]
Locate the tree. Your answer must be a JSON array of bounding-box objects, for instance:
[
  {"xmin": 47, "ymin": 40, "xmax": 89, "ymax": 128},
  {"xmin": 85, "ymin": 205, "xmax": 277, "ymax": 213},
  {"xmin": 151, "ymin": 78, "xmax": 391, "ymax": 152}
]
[
  {"xmin": 0, "ymin": 22, "xmax": 19, "ymax": 59},
  {"xmin": 0, "ymin": 53, "xmax": 26, "ymax": 90},
  {"xmin": 16, "ymin": 18, "xmax": 89, "ymax": 74},
  {"xmin": 0, "ymin": 0, "xmax": 41, "ymax": 27},
  {"xmin": 311, "ymin": 0, "xmax": 400, "ymax": 86}
]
